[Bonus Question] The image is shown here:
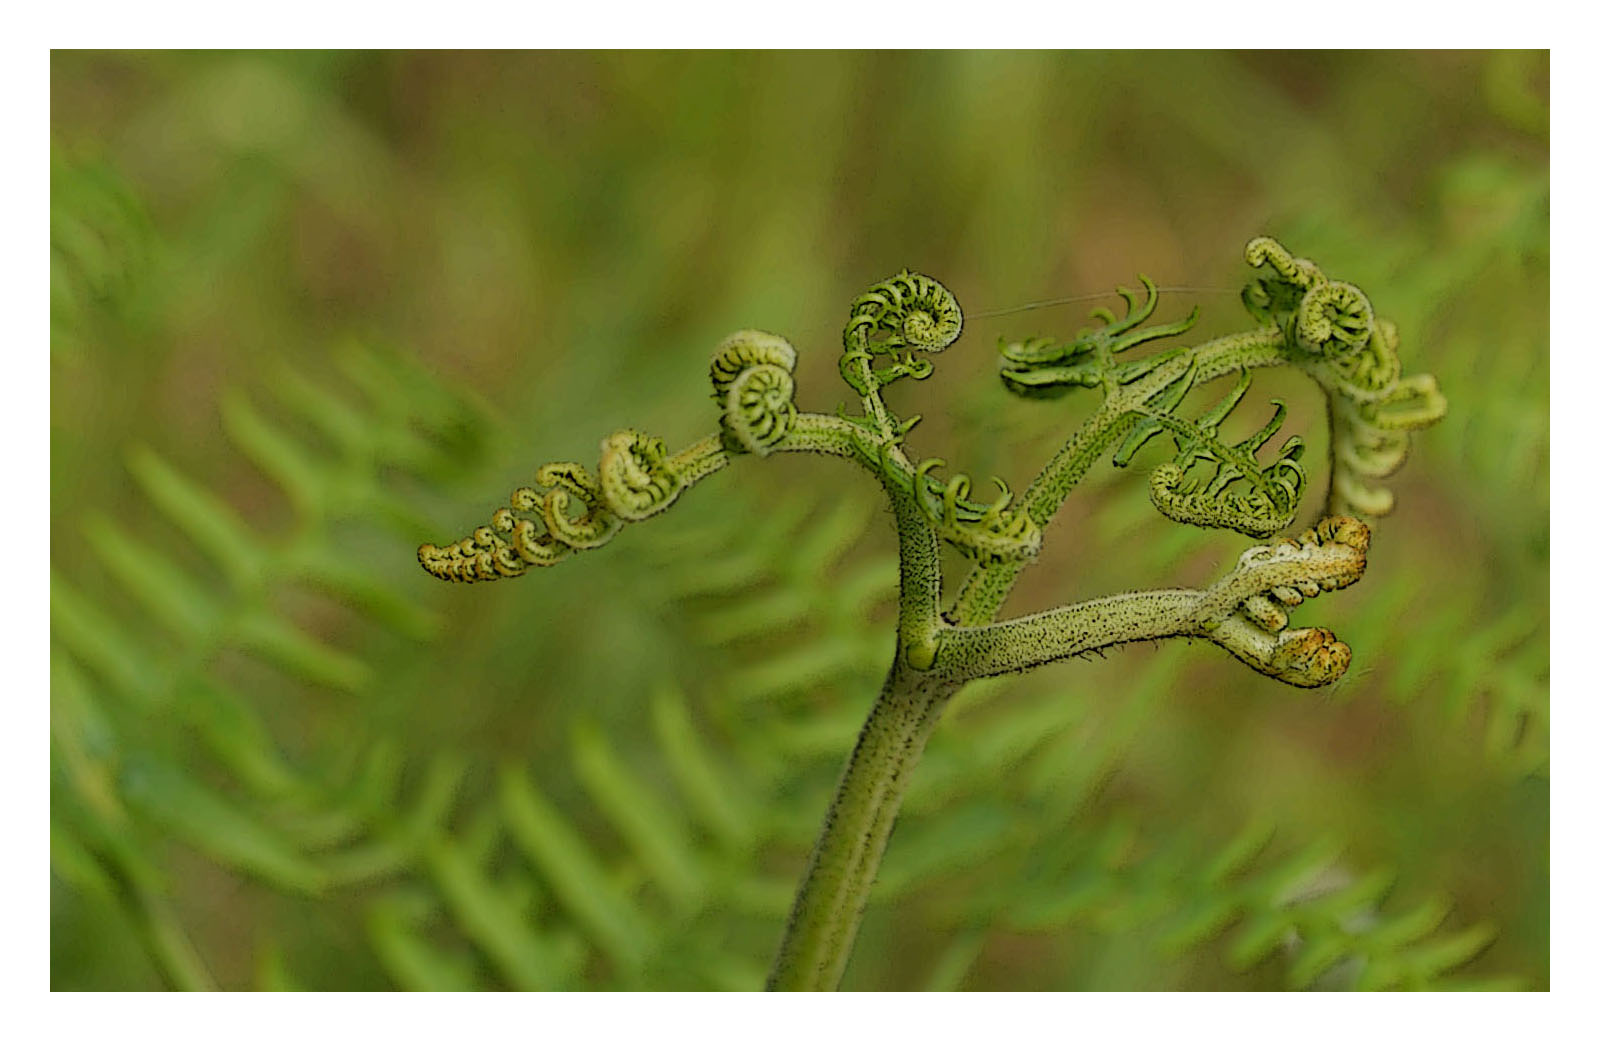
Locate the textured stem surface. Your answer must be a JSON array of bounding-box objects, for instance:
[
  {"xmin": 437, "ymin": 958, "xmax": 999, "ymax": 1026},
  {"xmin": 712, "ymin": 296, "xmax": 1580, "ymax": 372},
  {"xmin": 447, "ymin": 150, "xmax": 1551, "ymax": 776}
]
[{"xmin": 767, "ymin": 666, "xmax": 955, "ymax": 990}]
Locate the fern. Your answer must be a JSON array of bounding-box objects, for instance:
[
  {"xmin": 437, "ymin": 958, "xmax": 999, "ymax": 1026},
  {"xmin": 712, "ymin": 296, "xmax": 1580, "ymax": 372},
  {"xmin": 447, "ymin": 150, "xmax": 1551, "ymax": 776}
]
[
  {"xmin": 52, "ymin": 377, "xmax": 1503, "ymax": 990},
  {"xmin": 51, "ymin": 150, "xmax": 157, "ymax": 363},
  {"xmin": 52, "ymin": 52, "xmax": 1545, "ymax": 992},
  {"xmin": 413, "ymin": 238, "xmax": 1469, "ymax": 990},
  {"xmin": 51, "ymin": 340, "xmax": 495, "ymax": 987},
  {"xmin": 979, "ymin": 821, "xmax": 1504, "ymax": 990}
]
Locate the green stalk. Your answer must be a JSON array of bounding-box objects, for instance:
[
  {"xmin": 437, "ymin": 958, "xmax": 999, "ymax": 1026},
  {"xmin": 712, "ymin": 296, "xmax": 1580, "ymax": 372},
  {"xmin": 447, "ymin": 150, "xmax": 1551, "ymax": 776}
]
[
  {"xmin": 418, "ymin": 247, "xmax": 1441, "ymax": 991},
  {"xmin": 766, "ymin": 665, "xmax": 956, "ymax": 990}
]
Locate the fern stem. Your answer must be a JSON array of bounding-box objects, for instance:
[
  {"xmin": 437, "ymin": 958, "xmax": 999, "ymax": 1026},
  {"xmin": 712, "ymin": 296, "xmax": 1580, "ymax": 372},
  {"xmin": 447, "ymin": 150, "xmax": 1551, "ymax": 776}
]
[{"xmin": 767, "ymin": 665, "xmax": 956, "ymax": 990}]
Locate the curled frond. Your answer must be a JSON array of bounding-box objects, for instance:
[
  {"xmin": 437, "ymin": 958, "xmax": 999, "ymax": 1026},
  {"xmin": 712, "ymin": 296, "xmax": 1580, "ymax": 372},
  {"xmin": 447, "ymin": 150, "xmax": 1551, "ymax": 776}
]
[
  {"xmin": 710, "ymin": 330, "xmax": 798, "ymax": 456},
  {"xmin": 417, "ymin": 527, "xmax": 533, "ymax": 583},
  {"xmin": 1147, "ymin": 459, "xmax": 1300, "ymax": 538},
  {"xmin": 710, "ymin": 329, "xmax": 796, "ymax": 399},
  {"xmin": 912, "ymin": 459, "xmax": 1042, "ymax": 565},
  {"xmin": 420, "ymin": 487, "xmax": 560, "ymax": 582},
  {"xmin": 419, "ymin": 433, "xmax": 727, "ymax": 583},
  {"xmin": 1114, "ymin": 370, "xmax": 1307, "ymax": 539},
  {"xmin": 998, "ymin": 276, "xmax": 1198, "ymax": 398},
  {"xmin": 845, "ymin": 270, "xmax": 963, "ymax": 357},
  {"xmin": 1243, "ymin": 237, "xmax": 1447, "ymax": 520},
  {"xmin": 839, "ymin": 271, "xmax": 962, "ymax": 408},
  {"xmin": 1194, "ymin": 515, "xmax": 1369, "ymax": 623},
  {"xmin": 1194, "ymin": 516, "xmax": 1370, "ymax": 687},
  {"xmin": 539, "ymin": 461, "xmax": 622, "ymax": 550},
  {"xmin": 725, "ymin": 366, "xmax": 797, "ymax": 455},
  {"xmin": 598, "ymin": 429, "xmax": 683, "ymax": 521},
  {"xmin": 1243, "ymin": 626, "xmax": 1353, "ymax": 690},
  {"xmin": 1326, "ymin": 372, "xmax": 1448, "ymax": 517},
  {"xmin": 1297, "ymin": 281, "xmax": 1373, "ymax": 356},
  {"xmin": 1361, "ymin": 370, "xmax": 1448, "ymax": 431},
  {"xmin": 506, "ymin": 487, "xmax": 572, "ymax": 566}
]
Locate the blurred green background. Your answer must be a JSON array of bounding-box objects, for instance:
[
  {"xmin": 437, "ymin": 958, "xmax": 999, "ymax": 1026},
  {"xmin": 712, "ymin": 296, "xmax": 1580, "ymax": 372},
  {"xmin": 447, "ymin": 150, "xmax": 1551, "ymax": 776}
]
[{"xmin": 50, "ymin": 51, "xmax": 1548, "ymax": 990}]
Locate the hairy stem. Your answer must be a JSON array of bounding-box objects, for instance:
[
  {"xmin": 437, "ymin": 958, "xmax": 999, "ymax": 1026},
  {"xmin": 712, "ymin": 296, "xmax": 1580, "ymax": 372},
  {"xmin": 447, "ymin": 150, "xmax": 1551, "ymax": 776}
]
[
  {"xmin": 767, "ymin": 665, "xmax": 956, "ymax": 990},
  {"xmin": 886, "ymin": 484, "xmax": 944, "ymax": 669},
  {"xmin": 767, "ymin": 422, "xmax": 950, "ymax": 988},
  {"xmin": 937, "ymin": 589, "xmax": 1199, "ymax": 681},
  {"xmin": 772, "ymin": 414, "xmax": 943, "ymax": 666},
  {"xmin": 766, "ymin": 333, "xmax": 1296, "ymax": 988}
]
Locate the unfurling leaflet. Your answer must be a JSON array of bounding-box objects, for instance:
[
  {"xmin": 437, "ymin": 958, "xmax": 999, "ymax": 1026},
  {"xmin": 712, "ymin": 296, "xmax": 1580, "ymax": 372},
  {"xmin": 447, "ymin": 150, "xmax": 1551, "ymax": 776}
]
[
  {"xmin": 1241, "ymin": 237, "xmax": 1446, "ymax": 519},
  {"xmin": 1125, "ymin": 371, "xmax": 1308, "ymax": 538},
  {"xmin": 998, "ymin": 275, "xmax": 1198, "ymax": 397},
  {"xmin": 912, "ymin": 460, "xmax": 1041, "ymax": 565}
]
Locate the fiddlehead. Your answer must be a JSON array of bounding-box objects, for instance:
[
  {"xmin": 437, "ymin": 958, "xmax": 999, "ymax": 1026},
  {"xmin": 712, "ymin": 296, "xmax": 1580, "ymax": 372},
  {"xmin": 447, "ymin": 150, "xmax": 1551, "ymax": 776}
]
[
  {"xmin": 840, "ymin": 271, "xmax": 962, "ymax": 435},
  {"xmin": 711, "ymin": 330, "xmax": 799, "ymax": 457},
  {"xmin": 834, "ymin": 275, "xmax": 1041, "ymax": 566},
  {"xmin": 843, "ymin": 269, "xmax": 963, "ymax": 369},
  {"xmin": 1241, "ymin": 237, "xmax": 1446, "ymax": 519},
  {"xmin": 424, "ymin": 329, "xmax": 805, "ymax": 585},
  {"xmin": 419, "ymin": 433, "xmax": 725, "ymax": 583}
]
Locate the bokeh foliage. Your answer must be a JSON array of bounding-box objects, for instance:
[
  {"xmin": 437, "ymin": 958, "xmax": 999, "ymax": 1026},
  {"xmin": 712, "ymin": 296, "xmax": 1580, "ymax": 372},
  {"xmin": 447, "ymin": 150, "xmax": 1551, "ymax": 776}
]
[{"xmin": 50, "ymin": 50, "xmax": 1547, "ymax": 990}]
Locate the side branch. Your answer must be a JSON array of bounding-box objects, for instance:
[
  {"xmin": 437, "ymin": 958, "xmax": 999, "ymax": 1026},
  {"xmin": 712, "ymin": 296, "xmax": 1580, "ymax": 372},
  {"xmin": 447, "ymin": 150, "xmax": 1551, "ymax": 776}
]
[
  {"xmin": 935, "ymin": 588, "xmax": 1199, "ymax": 680},
  {"xmin": 937, "ymin": 517, "xmax": 1370, "ymax": 688}
]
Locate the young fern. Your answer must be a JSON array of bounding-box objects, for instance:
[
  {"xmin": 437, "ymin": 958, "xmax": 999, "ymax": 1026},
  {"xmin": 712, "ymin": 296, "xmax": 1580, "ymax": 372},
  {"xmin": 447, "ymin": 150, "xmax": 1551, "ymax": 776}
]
[{"xmin": 419, "ymin": 238, "xmax": 1446, "ymax": 990}]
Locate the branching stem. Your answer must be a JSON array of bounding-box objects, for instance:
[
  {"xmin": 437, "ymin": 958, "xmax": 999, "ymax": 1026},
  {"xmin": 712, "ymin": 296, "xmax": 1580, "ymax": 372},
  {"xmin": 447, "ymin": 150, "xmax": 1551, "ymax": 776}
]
[
  {"xmin": 420, "ymin": 241, "xmax": 1443, "ymax": 992},
  {"xmin": 950, "ymin": 327, "xmax": 1289, "ymax": 627}
]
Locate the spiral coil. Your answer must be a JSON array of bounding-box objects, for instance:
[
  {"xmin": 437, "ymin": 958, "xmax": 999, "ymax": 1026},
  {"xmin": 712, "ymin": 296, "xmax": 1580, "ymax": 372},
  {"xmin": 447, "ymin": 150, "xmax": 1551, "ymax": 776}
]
[
  {"xmin": 420, "ymin": 430, "xmax": 723, "ymax": 583},
  {"xmin": 1242, "ymin": 237, "xmax": 1446, "ymax": 520},
  {"xmin": 710, "ymin": 330, "xmax": 798, "ymax": 456},
  {"xmin": 844, "ymin": 270, "xmax": 963, "ymax": 357},
  {"xmin": 598, "ymin": 429, "xmax": 684, "ymax": 522}
]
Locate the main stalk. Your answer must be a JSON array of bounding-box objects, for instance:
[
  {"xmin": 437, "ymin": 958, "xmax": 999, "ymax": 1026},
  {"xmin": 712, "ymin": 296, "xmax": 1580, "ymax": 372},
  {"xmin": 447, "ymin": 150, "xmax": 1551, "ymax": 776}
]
[{"xmin": 766, "ymin": 665, "xmax": 957, "ymax": 990}]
